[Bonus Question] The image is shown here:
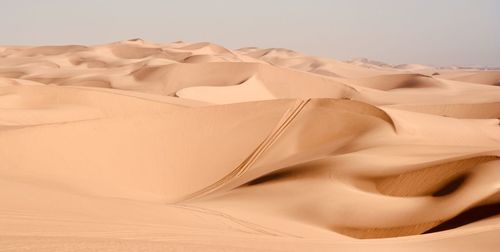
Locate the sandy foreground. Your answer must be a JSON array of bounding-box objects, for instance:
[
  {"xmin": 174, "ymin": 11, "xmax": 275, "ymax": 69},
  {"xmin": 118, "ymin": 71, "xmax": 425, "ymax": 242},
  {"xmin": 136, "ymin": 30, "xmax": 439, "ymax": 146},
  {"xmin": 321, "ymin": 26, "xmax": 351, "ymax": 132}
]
[{"xmin": 0, "ymin": 39, "xmax": 499, "ymax": 251}]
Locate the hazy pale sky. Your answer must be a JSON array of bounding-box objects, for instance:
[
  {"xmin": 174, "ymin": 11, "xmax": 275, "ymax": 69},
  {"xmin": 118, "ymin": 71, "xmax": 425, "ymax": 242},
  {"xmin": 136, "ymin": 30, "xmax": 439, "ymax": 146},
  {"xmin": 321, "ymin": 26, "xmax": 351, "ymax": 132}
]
[{"xmin": 2, "ymin": 0, "xmax": 499, "ymax": 66}]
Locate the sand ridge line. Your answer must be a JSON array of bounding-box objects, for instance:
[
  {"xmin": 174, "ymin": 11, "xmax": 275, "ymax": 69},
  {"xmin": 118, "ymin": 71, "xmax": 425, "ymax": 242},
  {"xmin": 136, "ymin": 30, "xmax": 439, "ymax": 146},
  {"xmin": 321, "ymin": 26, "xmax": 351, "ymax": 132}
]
[{"xmin": 182, "ymin": 99, "xmax": 311, "ymax": 201}]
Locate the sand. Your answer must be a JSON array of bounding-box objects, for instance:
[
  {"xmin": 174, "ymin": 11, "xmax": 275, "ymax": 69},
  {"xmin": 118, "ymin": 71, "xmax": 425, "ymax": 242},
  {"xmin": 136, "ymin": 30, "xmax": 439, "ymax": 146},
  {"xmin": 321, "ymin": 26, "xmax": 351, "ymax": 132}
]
[{"xmin": 0, "ymin": 39, "xmax": 499, "ymax": 251}]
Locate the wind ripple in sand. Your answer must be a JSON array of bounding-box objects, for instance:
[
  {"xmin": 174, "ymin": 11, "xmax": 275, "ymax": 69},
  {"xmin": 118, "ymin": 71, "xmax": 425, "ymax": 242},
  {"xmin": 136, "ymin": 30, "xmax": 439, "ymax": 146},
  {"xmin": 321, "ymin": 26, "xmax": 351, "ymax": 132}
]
[{"xmin": 0, "ymin": 39, "xmax": 499, "ymax": 251}]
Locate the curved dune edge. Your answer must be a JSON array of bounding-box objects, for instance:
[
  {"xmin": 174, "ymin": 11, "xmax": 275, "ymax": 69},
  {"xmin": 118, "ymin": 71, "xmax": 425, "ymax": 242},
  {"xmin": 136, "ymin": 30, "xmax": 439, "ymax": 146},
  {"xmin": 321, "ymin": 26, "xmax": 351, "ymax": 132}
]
[
  {"xmin": 376, "ymin": 156, "xmax": 499, "ymax": 197},
  {"xmin": 349, "ymin": 74, "xmax": 445, "ymax": 91},
  {"xmin": 182, "ymin": 99, "xmax": 396, "ymax": 202},
  {"xmin": 385, "ymin": 102, "xmax": 500, "ymax": 119},
  {"xmin": 0, "ymin": 41, "xmax": 499, "ymax": 251}
]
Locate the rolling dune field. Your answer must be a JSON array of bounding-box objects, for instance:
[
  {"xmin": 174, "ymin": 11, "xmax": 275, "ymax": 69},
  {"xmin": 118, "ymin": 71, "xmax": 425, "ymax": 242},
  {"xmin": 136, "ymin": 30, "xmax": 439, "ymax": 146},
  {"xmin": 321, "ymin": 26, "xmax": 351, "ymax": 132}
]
[{"xmin": 0, "ymin": 39, "xmax": 499, "ymax": 251}]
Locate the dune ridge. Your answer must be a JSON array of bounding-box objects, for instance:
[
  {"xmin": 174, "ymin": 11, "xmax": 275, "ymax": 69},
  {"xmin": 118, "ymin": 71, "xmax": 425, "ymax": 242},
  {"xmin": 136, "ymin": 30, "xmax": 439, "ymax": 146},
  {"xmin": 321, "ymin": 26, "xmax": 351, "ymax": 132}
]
[{"xmin": 0, "ymin": 40, "xmax": 499, "ymax": 251}]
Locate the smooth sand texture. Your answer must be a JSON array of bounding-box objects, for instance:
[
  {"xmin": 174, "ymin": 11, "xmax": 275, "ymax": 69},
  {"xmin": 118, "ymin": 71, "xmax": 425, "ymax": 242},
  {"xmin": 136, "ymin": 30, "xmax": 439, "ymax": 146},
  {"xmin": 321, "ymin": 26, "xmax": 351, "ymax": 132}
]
[{"xmin": 0, "ymin": 39, "xmax": 499, "ymax": 251}]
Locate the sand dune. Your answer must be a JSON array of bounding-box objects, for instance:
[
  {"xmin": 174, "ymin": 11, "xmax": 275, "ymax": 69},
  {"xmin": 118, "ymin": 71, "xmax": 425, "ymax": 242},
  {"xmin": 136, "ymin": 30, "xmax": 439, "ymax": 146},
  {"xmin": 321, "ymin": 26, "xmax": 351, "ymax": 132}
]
[
  {"xmin": 441, "ymin": 71, "xmax": 500, "ymax": 86},
  {"xmin": 348, "ymin": 73, "xmax": 444, "ymax": 90},
  {"xmin": 0, "ymin": 41, "xmax": 499, "ymax": 251}
]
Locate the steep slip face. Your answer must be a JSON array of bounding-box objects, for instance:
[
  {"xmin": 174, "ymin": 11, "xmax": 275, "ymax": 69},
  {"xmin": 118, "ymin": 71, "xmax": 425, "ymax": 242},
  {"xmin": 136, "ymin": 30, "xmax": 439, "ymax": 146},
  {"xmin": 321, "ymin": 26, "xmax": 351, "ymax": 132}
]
[{"xmin": 0, "ymin": 41, "xmax": 499, "ymax": 251}]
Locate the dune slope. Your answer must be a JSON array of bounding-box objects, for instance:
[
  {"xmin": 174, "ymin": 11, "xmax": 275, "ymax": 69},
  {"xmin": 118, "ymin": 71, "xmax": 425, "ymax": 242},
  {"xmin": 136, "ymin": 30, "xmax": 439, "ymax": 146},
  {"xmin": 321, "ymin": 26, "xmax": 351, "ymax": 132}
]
[{"xmin": 0, "ymin": 40, "xmax": 499, "ymax": 251}]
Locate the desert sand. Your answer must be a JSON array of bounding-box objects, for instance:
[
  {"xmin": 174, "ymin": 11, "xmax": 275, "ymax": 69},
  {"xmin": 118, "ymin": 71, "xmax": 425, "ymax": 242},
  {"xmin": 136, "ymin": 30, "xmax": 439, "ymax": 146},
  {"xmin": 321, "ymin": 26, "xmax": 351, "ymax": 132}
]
[{"xmin": 0, "ymin": 39, "xmax": 499, "ymax": 251}]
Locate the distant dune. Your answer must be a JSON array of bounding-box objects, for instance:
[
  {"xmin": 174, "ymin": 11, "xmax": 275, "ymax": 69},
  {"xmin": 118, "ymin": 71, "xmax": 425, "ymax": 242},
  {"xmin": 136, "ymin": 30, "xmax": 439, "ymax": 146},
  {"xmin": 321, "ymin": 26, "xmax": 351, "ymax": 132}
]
[{"xmin": 0, "ymin": 39, "xmax": 499, "ymax": 251}]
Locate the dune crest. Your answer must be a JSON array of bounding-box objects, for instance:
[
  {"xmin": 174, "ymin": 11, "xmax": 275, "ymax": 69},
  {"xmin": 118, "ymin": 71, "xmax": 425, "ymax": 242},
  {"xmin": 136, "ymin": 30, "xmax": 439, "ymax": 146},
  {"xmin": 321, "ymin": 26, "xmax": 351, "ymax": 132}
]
[{"xmin": 0, "ymin": 40, "xmax": 499, "ymax": 251}]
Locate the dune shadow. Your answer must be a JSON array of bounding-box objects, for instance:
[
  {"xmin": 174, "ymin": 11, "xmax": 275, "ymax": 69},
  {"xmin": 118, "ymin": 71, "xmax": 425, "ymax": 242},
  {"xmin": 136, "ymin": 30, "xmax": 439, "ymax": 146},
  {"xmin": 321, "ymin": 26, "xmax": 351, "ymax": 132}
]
[
  {"xmin": 431, "ymin": 173, "xmax": 468, "ymax": 197},
  {"xmin": 423, "ymin": 203, "xmax": 500, "ymax": 234}
]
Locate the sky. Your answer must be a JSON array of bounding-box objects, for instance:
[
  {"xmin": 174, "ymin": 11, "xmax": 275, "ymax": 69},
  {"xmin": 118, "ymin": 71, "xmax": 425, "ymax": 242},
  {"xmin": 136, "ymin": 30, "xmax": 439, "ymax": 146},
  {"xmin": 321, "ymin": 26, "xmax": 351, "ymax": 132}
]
[{"xmin": 1, "ymin": 0, "xmax": 499, "ymax": 67}]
